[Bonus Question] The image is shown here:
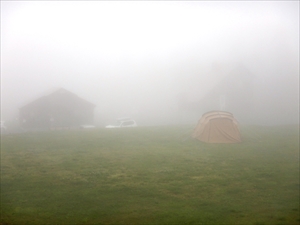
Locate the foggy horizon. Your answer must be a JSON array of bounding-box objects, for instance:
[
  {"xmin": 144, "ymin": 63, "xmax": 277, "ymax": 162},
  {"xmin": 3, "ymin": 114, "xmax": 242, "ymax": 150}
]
[{"xmin": 1, "ymin": 1, "xmax": 299, "ymax": 127}]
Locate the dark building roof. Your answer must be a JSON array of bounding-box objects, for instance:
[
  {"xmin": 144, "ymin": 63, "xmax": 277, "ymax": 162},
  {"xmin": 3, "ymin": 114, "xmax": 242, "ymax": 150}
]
[
  {"xmin": 19, "ymin": 88, "xmax": 96, "ymax": 128},
  {"xmin": 20, "ymin": 88, "xmax": 95, "ymax": 110}
]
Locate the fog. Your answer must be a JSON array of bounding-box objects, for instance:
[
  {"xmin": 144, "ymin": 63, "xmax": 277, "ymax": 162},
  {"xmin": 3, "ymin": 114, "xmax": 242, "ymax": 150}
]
[{"xmin": 1, "ymin": 1, "xmax": 299, "ymax": 127}]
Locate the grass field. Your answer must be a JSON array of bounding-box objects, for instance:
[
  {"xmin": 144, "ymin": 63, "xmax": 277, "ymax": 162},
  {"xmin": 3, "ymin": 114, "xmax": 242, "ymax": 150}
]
[{"xmin": 1, "ymin": 125, "xmax": 299, "ymax": 225}]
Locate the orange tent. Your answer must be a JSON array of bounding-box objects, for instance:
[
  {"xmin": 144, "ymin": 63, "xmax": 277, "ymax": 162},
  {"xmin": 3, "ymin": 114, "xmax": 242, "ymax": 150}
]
[{"xmin": 192, "ymin": 111, "xmax": 242, "ymax": 143}]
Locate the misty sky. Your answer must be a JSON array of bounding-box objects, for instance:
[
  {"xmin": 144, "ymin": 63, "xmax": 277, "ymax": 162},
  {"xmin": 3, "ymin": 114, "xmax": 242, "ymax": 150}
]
[{"xmin": 1, "ymin": 1, "xmax": 299, "ymax": 125}]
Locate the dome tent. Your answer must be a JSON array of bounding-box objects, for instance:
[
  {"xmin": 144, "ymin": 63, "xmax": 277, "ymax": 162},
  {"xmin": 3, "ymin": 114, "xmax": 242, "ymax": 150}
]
[{"xmin": 192, "ymin": 111, "xmax": 242, "ymax": 143}]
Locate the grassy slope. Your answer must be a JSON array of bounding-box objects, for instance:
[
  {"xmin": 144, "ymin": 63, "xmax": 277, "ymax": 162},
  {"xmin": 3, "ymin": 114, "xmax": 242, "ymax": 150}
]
[{"xmin": 1, "ymin": 125, "xmax": 299, "ymax": 225}]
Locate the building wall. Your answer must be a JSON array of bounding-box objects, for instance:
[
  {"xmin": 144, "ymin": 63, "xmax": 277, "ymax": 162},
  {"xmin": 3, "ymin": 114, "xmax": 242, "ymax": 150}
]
[{"xmin": 20, "ymin": 89, "xmax": 95, "ymax": 129}]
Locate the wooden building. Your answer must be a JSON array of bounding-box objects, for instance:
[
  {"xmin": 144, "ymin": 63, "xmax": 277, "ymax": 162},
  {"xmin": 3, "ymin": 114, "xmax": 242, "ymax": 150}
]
[
  {"xmin": 178, "ymin": 63, "xmax": 255, "ymax": 123},
  {"xmin": 19, "ymin": 88, "xmax": 96, "ymax": 129}
]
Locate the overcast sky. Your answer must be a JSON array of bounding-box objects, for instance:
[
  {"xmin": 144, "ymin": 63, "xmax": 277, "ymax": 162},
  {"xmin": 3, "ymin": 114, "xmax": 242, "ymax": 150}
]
[{"xmin": 1, "ymin": 1, "xmax": 299, "ymax": 125}]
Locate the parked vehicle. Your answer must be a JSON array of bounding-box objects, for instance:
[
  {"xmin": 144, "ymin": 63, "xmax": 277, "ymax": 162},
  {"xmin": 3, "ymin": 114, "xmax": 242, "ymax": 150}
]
[
  {"xmin": 105, "ymin": 118, "xmax": 137, "ymax": 128},
  {"xmin": 1, "ymin": 121, "xmax": 7, "ymax": 133},
  {"xmin": 79, "ymin": 125, "xmax": 96, "ymax": 129}
]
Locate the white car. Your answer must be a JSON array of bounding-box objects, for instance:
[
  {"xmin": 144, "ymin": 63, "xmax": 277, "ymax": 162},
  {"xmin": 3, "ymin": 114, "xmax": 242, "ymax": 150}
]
[
  {"xmin": 1, "ymin": 121, "xmax": 7, "ymax": 133},
  {"xmin": 79, "ymin": 125, "xmax": 96, "ymax": 129},
  {"xmin": 105, "ymin": 118, "xmax": 137, "ymax": 128}
]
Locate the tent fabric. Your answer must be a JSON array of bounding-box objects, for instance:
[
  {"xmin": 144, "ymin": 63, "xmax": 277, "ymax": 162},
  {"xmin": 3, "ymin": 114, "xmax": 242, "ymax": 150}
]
[{"xmin": 192, "ymin": 111, "xmax": 242, "ymax": 143}]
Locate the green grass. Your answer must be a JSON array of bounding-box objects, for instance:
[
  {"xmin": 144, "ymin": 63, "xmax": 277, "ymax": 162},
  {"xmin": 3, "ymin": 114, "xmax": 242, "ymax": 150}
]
[{"xmin": 1, "ymin": 125, "xmax": 299, "ymax": 225}]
